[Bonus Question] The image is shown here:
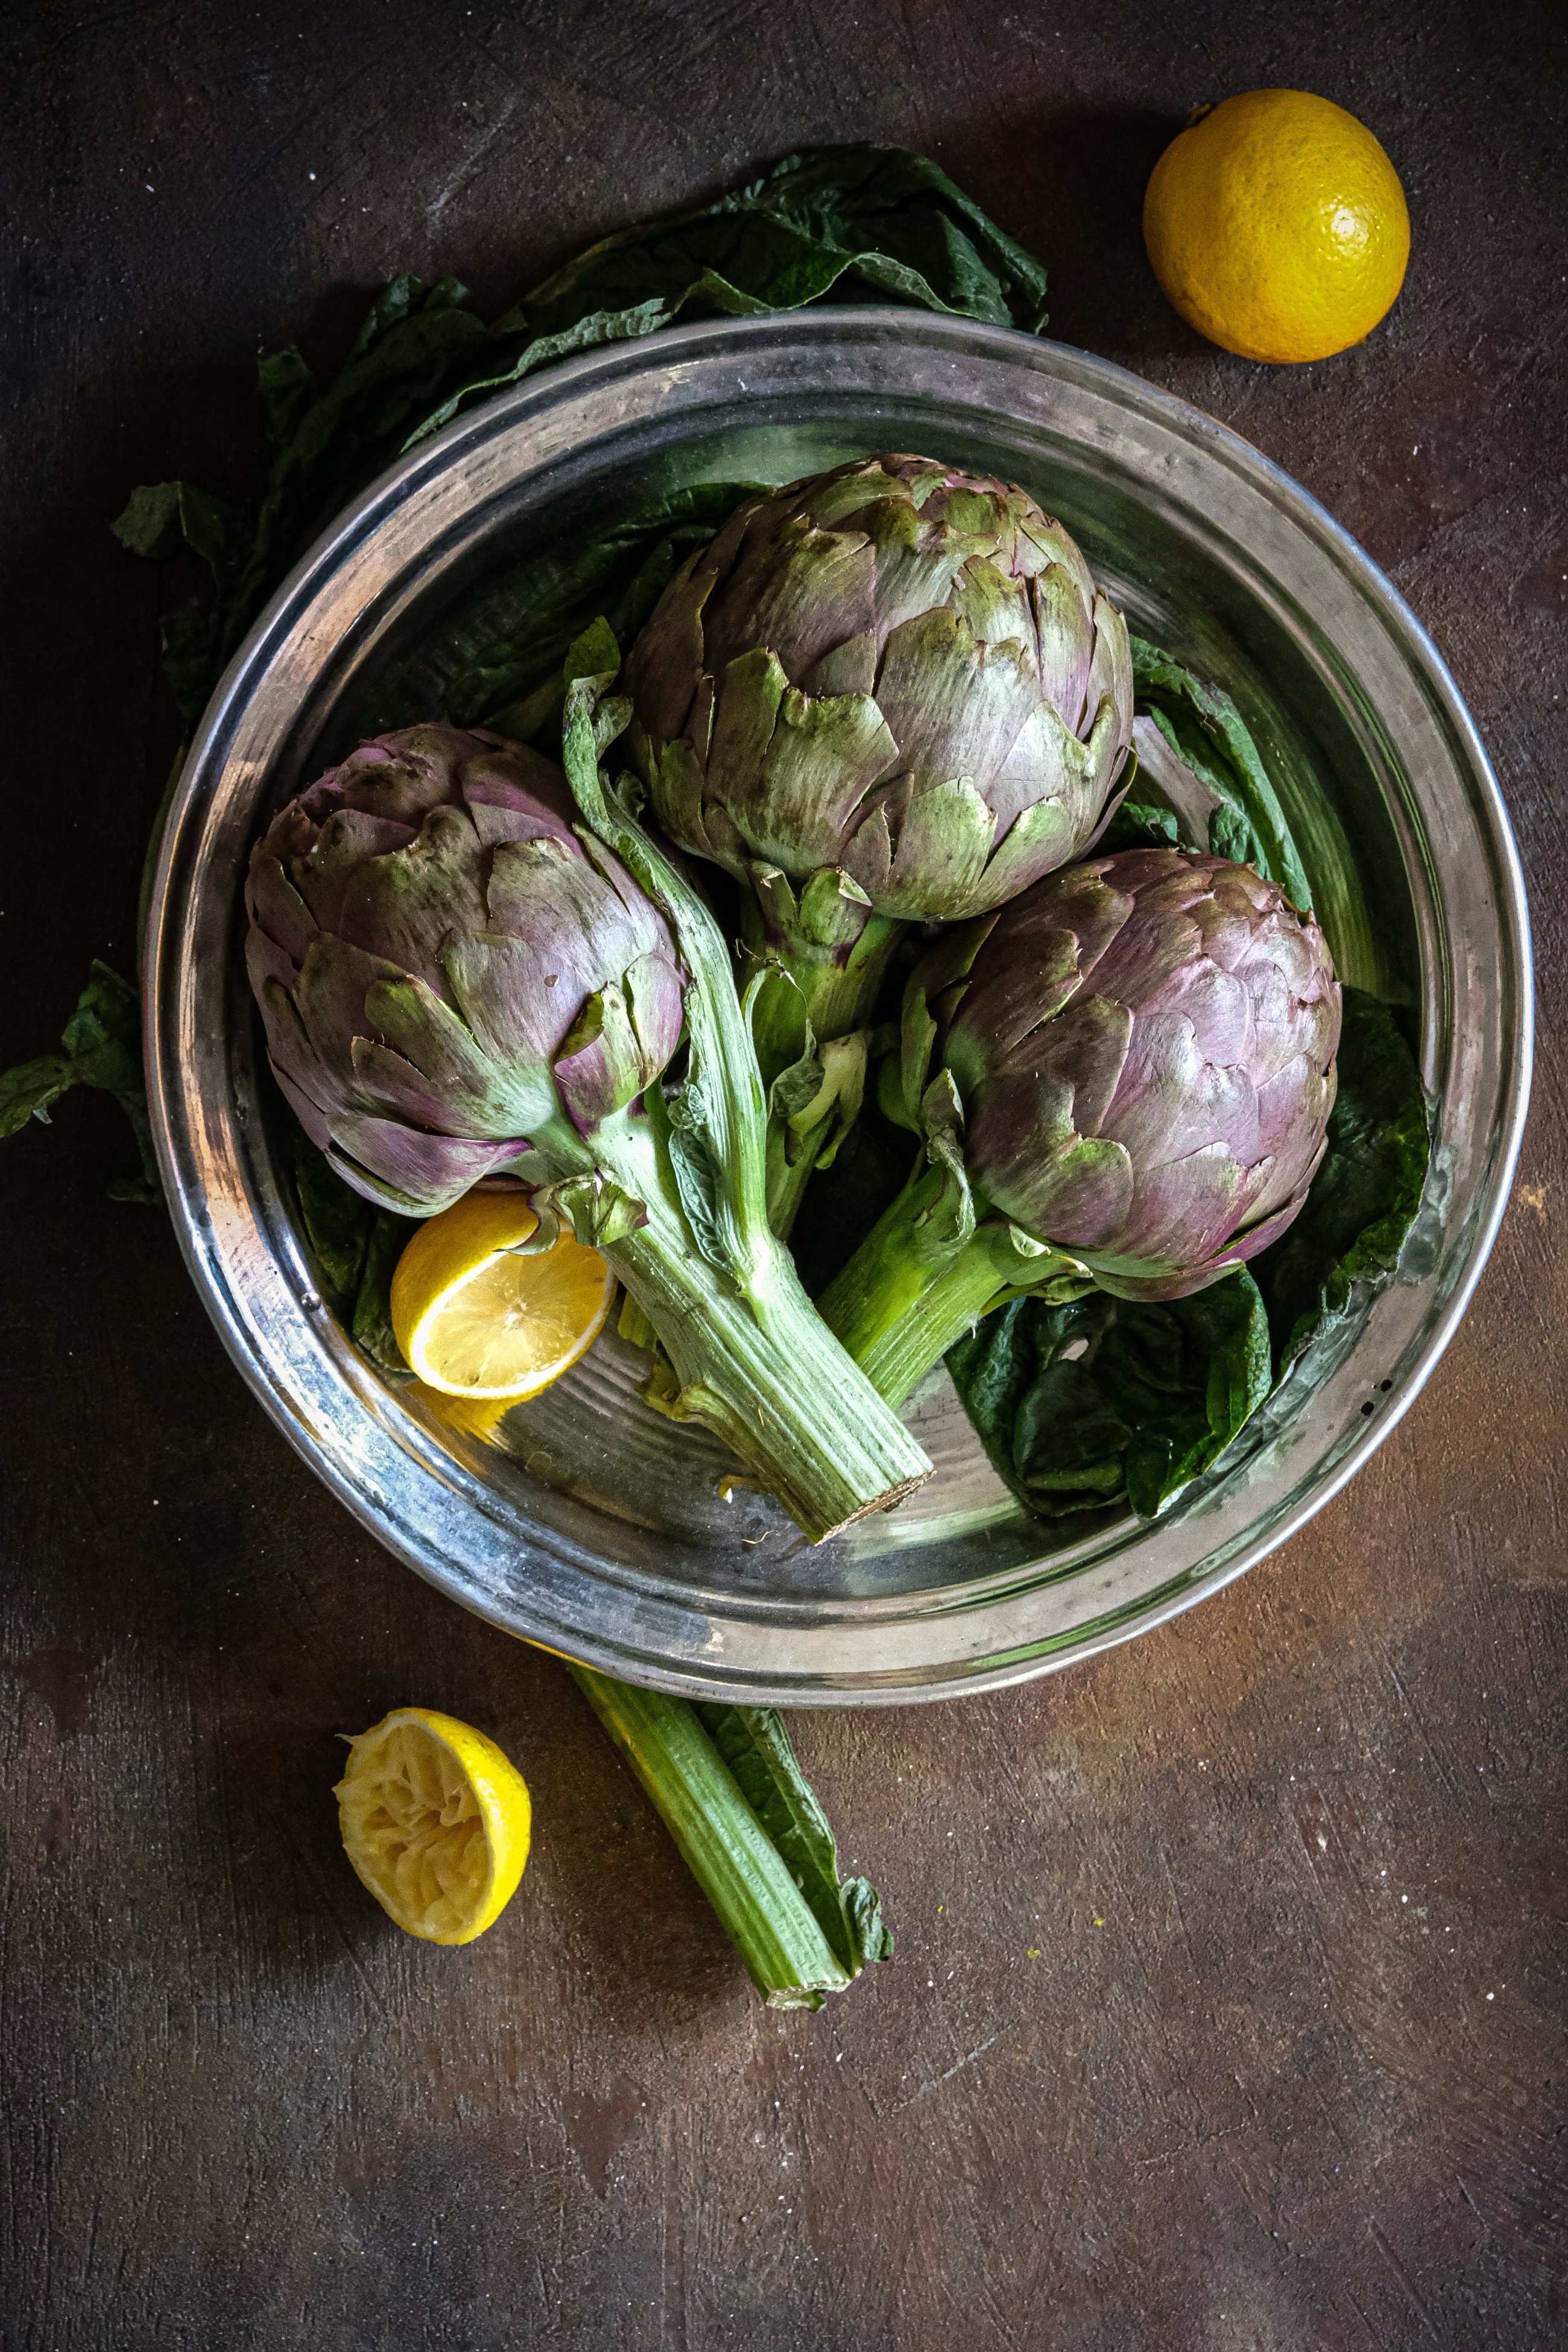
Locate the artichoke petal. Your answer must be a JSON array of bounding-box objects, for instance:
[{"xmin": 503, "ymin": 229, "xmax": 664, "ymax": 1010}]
[
  {"xmin": 646, "ymin": 733, "xmax": 714, "ymax": 863},
  {"xmin": 1009, "ymin": 1134, "xmax": 1137, "ymax": 1251},
  {"xmin": 292, "ymin": 932, "xmax": 409, "ymax": 1076},
  {"xmin": 744, "ymin": 682, "xmax": 899, "ymax": 874},
  {"xmin": 325, "ymin": 800, "xmax": 490, "ymax": 988},
  {"xmin": 704, "ymin": 516, "xmax": 878, "ymax": 681},
  {"xmin": 801, "ymin": 628, "xmax": 878, "ymax": 698},
  {"xmin": 245, "ymin": 850, "xmax": 321, "ymax": 967},
  {"xmin": 1084, "ymin": 593, "xmax": 1135, "ymax": 757},
  {"xmin": 347, "ymin": 1035, "xmax": 498, "ymax": 1138},
  {"xmin": 875, "ymin": 776, "xmax": 995, "ymax": 919},
  {"xmin": 324, "ymin": 1111, "xmax": 532, "ymax": 1215},
  {"xmin": 1029, "ymin": 561, "xmax": 1097, "ymax": 730},
  {"xmin": 947, "ymin": 554, "xmax": 1036, "ymax": 661},
  {"xmin": 621, "ymin": 549, "xmax": 713, "ymax": 747},
  {"xmin": 554, "ymin": 983, "xmax": 654, "ymax": 1138},
  {"xmin": 971, "ymin": 791, "xmax": 1083, "ymax": 913},
  {"xmin": 245, "ymin": 919, "xmax": 302, "ymax": 1002},
  {"xmin": 624, "ymin": 948, "xmax": 688, "ymax": 1073},
  {"xmin": 359, "ymin": 972, "xmax": 555, "ymax": 1139},
  {"xmin": 703, "ymin": 647, "xmax": 789, "ymax": 831},
  {"xmin": 258, "ymin": 978, "xmax": 343, "ymax": 1129},
  {"xmin": 870, "ymin": 605, "xmax": 1038, "ymax": 804}
]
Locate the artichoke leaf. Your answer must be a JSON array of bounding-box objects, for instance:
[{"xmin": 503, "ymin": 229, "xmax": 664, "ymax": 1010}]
[
  {"xmin": 530, "ymin": 1169, "xmax": 649, "ymax": 1254},
  {"xmin": 910, "ymin": 1068, "xmax": 977, "ymax": 1267}
]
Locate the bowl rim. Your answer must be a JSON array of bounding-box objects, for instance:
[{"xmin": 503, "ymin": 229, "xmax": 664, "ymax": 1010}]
[{"xmin": 144, "ymin": 307, "xmax": 1534, "ymax": 1704}]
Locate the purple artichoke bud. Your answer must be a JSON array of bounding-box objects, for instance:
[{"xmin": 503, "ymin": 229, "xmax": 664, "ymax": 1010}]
[
  {"xmin": 625, "ymin": 453, "xmax": 1134, "ymax": 922},
  {"xmin": 245, "ymin": 724, "xmax": 686, "ymax": 1213},
  {"xmin": 935, "ymin": 849, "xmax": 1341, "ymax": 1299}
]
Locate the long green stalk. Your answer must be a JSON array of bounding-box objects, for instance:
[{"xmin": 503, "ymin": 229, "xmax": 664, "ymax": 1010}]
[
  {"xmin": 568, "ymin": 1666, "xmax": 879, "ymax": 2009},
  {"xmin": 601, "ymin": 1168, "xmax": 934, "ymax": 1539},
  {"xmin": 558, "ymin": 669, "xmax": 932, "ymax": 1540}
]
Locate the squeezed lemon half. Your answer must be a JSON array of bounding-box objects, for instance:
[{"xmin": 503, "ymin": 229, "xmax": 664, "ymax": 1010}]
[
  {"xmin": 390, "ymin": 1189, "xmax": 612, "ymax": 1399},
  {"xmin": 334, "ymin": 1706, "xmax": 532, "ymax": 1944}
]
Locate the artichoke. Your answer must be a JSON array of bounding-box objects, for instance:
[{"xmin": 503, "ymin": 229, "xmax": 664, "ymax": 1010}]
[
  {"xmin": 246, "ymin": 718, "xmax": 931, "ymax": 1541},
  {"xmin": 624, "ymin": 454, "xmax": 1135, "ymax": 1228},
  {"xmin": 821, "ymin": 848, "xmax": 1341, "ymax": 1406},
  {"xmin": 246, "ymin": 723, "xmax": 684, "ymax": 1211}
]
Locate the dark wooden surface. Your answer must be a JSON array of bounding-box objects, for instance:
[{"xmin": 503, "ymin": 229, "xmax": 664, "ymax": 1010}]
[{"xmin": 3, "ymin": 4, "xmax": 1565, "ymax": 2345}]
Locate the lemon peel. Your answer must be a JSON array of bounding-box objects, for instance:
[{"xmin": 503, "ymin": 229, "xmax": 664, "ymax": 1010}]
[{"xmin": 1143, "ymin": 89, "xmax": 1409, "ymax": 364}]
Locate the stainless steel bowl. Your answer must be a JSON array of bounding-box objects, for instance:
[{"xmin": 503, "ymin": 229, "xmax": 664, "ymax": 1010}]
[{"xmin": 145, "ymin": 311, "xmax": 1532, "ymax": 1704}]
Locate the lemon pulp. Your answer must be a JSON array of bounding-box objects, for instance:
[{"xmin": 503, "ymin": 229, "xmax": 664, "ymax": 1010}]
[
  {"xmin": 334, "ymin": 1706, "xmax": 531, "ymax": 1944},
  {"xmin": 390, "ymin": 1189, "xmax": 613, "ymax": 1399}
]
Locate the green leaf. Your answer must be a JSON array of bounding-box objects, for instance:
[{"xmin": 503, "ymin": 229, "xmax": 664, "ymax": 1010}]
[
  {"xmin": 0, "ymin": 1054, "xmax": 75, "ymax": 1136},
  {"xmin": 111, "ymin": 479, "xmax": 250, "ymax": 581},
  {"xmin": 60, "ymin": 962, "xmax": 144, "ymax": 1099},
  {"xmin": 440, "ymin": 483, "xmax": 760, "ymax": 738},
  {"xmin": 946, "ymin": 1268, "xmax": 1272, "ymax": 1520},
  {"xmin": 110, "ymin": 481, "xmax": 187, "ymax": 561},
  {"xmin": 2, "ymin": 964, "xmax": 160, "ymax": 1201},
  {"xmin": 409, "ymin": 145, "xmax": 1048, "ymax": 446},
  {"xmin": 351, "ymin": 1212, "xmax": 416, "ymax": 1380},
  {"xmin": 256, "ymin": 344, "xmax": 317, "ymax": 454},
  {"xmin": 1128, "ymin": 636, "xmax": 1393, "ymax": 997},
  {"xmin": 288, "ymin": 1127, "xmax": 371, "ymax": 1313},
  {"xmin": 284, "ymin": 1128, "xmax": 417, "ymax": 1376},
  {"xmin": 1253, "ymin": 989, "xmax": 1431, "ymax": 1371},
  {"xmin": 115, "ymin": 148, "xmax": 1048, "ymax": 726},
  {"xmin": 1097, "ymin": 798, "xmax": 1180, "ymax": 854},
  {"xmin": 693, "ymin": 1702, "xmax": 894, "ymax": 1977},
  {"xmin": 156, "ymin": 600, "xmax": 224, "ymax": 723},
  {"xmin": 657, "ymin": 1081, "xmax": 733, "ymax": 1275},
  {"xmin": 1130, "ymin": 637, "xmax": 1314, "ymax": 914}
]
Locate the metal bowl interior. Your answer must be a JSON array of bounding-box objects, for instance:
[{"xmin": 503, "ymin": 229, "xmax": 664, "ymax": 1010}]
[{"xmin": 145, "ymin": 311, "xmax": 1531, "ymax": 1703}]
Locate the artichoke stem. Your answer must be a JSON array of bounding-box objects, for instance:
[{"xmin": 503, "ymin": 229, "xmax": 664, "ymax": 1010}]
[
  {"xmin": 742, "ymin": 906, "xmax": 904, "ymax": 1086},
  {"xmin": 820, "ymin": 1168, "xmax": 1070, "ymax": 1408},
  {"xmin": 739, "ymin": 892, "xmax": 904, "ymax": 1239},
  {"xmin": 602, "ymin": 1190, "xmax": 932, "ymax": 1543},
  {"xmin": 566, "ymin": 1665, "xmax": 852, "ymax": 2009}
]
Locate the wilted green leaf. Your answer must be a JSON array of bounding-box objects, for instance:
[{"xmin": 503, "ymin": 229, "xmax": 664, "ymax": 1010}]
[
  {"xmin": 1254, "ymin": 989, "xmax": 1431, "ymax": 1371},
  {"xmin": 694, "ymin": 1702, "xmax": 893, "ymax": 1976},
  {"xmin": 0, "ymin": 1054, "xmax": 75, "ymax": 1137},
  {"xmin": 1, "ymin": 964, "xmax": 159, "ymax": 1201},
  {"xmin": 947, "ymin": 1269, "xmax": 1272, "ymax": 1521}
]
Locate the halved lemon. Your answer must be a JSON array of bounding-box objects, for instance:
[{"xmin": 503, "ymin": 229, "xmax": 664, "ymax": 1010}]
[
  {"xmin": 390, "ymin": 1189, "xmax": 612, "ymax": 1399},
  {"xmin": 334, "ymin": 1706, "xmax": 531, "ymax": 1944}
]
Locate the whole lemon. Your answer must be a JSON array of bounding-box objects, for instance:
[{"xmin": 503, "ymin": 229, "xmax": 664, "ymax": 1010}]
[{"xmin": 1143, "ymin": 89, "xmax": 1410, "ymax": 363}]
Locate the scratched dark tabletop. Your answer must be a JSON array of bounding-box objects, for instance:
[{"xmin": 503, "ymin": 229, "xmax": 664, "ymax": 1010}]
[{"xmin": 4, "ymin": 3, "xmax": 1566, "ymax": 2346}]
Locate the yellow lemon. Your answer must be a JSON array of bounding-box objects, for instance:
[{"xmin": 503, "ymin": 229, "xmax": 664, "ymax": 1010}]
[
  {"xmin": 335, "ymin": 1706, "xmax": 531, "ymax": 1944},
  {"xmin": 1143, "ymin": 89, "xmax": 1409, "ymax": 363},
  {"xmin": 390, "ymin": 1187, "xmax": 612, "ymax": 1399}
]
